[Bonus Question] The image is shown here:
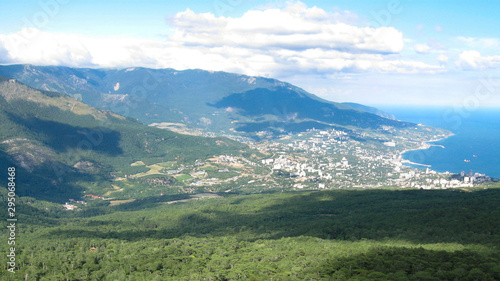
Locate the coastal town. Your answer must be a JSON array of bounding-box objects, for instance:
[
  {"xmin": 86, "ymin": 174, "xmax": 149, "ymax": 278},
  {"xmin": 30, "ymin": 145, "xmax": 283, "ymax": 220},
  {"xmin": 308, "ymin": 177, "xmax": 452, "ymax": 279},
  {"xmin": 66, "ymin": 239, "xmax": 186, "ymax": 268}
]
[
  {"xmin": 61, "ymin": 125, "xmax": 495, "ymax": 210},
  {"xmin": 238, "ymin": 127, "xmax": 492, "ymax": 191}
]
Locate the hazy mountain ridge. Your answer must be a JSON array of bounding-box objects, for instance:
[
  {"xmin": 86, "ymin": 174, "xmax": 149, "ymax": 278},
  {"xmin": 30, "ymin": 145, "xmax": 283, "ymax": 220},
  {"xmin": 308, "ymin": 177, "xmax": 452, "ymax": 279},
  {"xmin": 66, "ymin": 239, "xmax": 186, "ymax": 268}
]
[
  {"xmin": 211, "ymin": 87, "xmax": 406, "ymax": 134},
  {"xmin": 342, "ymin": 102, "xmax": 396, "ymax": 120},
  {"xmin": 0, "ymin": 65, "xmax": 412, "ymax": 136}
]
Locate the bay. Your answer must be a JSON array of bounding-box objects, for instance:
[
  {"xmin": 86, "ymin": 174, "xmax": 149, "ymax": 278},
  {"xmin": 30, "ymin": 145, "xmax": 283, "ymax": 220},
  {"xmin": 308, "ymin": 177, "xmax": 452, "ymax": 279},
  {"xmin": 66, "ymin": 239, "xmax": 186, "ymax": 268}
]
[{"xmin": 379, "ymin": 106, "xmax": 500, "ymax": 179}]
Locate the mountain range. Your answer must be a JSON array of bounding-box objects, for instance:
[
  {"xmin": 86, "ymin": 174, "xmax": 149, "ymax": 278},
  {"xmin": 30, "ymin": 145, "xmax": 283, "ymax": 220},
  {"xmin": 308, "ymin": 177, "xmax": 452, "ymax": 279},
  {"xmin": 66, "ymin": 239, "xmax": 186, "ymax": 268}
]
[
  {"xmin": 0, "ymin": 64, "xmax": 425, "ymax": 202},
  {"xmin": 0, "ymin": 65, "xmax": 411, "ymax": 136}
]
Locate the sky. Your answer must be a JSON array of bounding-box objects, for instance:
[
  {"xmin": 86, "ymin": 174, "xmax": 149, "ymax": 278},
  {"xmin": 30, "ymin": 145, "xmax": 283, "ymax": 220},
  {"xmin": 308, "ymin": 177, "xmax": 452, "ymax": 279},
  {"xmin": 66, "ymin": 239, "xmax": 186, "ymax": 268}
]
[{"xmin": 0, "ymin": 0, "xmax": 500, "ymax": 107}]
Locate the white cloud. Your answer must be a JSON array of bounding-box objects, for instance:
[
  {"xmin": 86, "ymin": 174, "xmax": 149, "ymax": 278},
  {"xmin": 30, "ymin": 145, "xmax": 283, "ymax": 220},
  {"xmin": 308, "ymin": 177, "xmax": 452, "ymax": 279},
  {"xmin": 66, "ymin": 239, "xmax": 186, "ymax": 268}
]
[
  {"xmin": 0, "ymin": 28, "xmax": 163, "ymax": 68},
  {"xmin": 0, "ymin": 2, "xmax": 445, "ymax": 77},
  {"xmin": 170, "ymin": 3, "xmax": 404, "ymax": 54},
  {"xmin": 267, "ymin": 48, "xmax": 444, "ymax": 75},
  {"xmin": 412, "ymin": 40, "xmax": 447, "ymax": 55},
  {"xmin": 457, "ymin": 37, "xmax": 500, "ymax": 49},
  {"xmin": 455, "ymin": 50, "xmax": 500, "ymax": 70},
  {"xmin": 413, "ymin": 44, "xmax": 430, "ymax": 54},
  {"xmin": 0, "ymin": 41, "xmax": 11, "ymax": 63},
  {"xmin": 437, "ymin": 54, "xmax": 448, "ymax": 63},
  {"xmin": 427, "ymin": 39, "xmax": 447, "ymax": 51}
]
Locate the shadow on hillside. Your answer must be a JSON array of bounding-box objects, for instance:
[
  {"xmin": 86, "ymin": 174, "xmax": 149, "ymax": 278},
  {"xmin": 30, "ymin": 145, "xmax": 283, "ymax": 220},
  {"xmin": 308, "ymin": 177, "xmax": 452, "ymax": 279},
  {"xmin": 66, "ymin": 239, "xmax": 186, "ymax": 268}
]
[
  {"xmin": 209, "ymin": 88, "xmax": 412, "ymax": 129},
  {"xmin": 7, "ymin": 113, "xmax": 123, "ymax": 156},
  {"xmin": 0, "ymin": 148, "xmax": 94, "ymax": 203},
  {"xmin": 45, "ymin": 189, "xmax": 500, "ymax": 246},
  {"xmin": 317, "ymin": 245, "xmax": 500, "ymax": 280}
]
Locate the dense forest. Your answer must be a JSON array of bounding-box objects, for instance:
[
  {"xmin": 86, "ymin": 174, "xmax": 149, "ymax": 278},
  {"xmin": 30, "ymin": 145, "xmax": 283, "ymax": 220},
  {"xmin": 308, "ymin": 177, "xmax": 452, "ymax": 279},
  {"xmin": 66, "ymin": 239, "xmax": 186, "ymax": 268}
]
[{"xmin": 1, "ymin": 187, "xmax": 499, "ymax": 280}]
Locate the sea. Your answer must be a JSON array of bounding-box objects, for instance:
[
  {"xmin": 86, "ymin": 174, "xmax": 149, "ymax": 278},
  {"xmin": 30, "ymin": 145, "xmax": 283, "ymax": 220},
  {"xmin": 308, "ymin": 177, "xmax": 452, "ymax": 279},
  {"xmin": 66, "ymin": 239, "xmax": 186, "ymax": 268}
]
[{"xmin": 379, "ymin": 106, "xmax": 500, "ymax": 179}]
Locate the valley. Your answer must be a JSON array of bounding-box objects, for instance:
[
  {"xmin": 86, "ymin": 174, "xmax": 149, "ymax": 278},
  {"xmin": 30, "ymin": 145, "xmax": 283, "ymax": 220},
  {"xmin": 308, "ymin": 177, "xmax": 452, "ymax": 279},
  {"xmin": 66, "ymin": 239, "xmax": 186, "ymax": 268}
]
[{"xmin": 0, "ymin": 67, "xmax": 498, "ymax": 280}]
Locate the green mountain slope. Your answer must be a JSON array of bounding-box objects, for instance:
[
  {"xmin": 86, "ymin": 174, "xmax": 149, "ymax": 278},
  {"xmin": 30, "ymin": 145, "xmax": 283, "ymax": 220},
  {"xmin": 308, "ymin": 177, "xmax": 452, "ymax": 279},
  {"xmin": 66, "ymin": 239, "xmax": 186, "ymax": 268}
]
[
  {"xmin": 0, "ymin": 77, "xmax": 249, "ymax": 202},
  {"xmin": 0, "ymin": 65, "xmax": 413, "ymax": 135},
  {"xmin": 211, "ymin": 87, "xmax": 406, "ymax": 134}
]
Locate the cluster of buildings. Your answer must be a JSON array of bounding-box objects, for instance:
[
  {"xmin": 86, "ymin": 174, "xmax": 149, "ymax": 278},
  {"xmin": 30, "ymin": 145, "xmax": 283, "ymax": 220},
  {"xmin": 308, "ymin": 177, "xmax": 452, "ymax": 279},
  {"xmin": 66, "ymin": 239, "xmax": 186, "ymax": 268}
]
[
  {"xmin": 85, "ymin": 194, "xmax": 105, "ymax": 200},
  {"xmin": 459, "ymin": 170, "xmax": 491, "ymax": 184},
  {"xmin": 63, "ymin": 198, "xmax": 87, "ymax": 210},
  {"xmin": 248, "ymin": 128, "xmax": 492, "ymax": 190}
]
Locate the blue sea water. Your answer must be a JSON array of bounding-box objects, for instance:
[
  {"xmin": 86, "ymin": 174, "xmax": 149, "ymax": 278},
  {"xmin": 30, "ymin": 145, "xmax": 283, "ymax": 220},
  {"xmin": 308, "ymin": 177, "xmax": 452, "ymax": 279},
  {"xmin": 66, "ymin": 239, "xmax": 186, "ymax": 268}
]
[{"xmin": 379, "ymin": 106, "xmax": 500, "ymax": 179}]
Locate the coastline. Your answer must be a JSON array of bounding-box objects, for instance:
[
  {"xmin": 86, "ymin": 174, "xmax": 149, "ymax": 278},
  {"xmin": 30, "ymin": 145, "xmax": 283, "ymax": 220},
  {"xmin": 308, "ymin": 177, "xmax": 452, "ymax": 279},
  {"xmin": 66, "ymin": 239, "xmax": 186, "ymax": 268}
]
[
  {"xmin": 386, "ymin": 107, "xmax": 500, "ymax": 179},
  {"xmin": 398, "ymin": 131, "xmax": 454, "ymax": 170},
  {"xmin": 400, "ymin": 159, "xmax": 432, "ymax": 168}
]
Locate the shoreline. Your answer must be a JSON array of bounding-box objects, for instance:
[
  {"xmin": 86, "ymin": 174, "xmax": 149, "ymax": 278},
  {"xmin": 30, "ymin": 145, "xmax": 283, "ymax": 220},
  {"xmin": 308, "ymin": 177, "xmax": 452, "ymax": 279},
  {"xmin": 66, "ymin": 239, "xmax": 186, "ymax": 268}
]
[
  {"xmin": 398, "ymin": 132, "xmax": 454, "ymax": 170},
  {"xmin": 400, "ymin": 159, "xmax": 432, "ymax": 168},
  {"xmin": 400, "ymin": 131, "xmax": 454, "ymax": 155}
]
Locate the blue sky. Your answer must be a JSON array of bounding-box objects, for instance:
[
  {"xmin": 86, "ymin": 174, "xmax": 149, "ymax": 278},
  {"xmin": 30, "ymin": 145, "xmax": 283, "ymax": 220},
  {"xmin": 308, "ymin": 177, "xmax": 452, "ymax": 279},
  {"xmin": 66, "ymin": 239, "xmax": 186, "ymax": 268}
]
[{"xmin": 0, "ymin": 0, "xmax": 499, "ymax": 107}]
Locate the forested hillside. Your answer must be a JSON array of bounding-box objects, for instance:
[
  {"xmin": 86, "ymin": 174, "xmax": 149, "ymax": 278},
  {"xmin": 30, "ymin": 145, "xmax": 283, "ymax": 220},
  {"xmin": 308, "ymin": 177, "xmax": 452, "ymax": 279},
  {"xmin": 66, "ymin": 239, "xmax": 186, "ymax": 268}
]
[
  {"xmin": 1, "ymin": 188, "xmax": 499, "ymax": 280},
  {"xmin": 0, "ymin": 77, "xmax": 249, "ymax": 202}
]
